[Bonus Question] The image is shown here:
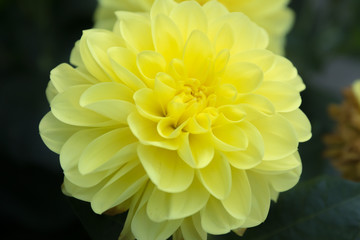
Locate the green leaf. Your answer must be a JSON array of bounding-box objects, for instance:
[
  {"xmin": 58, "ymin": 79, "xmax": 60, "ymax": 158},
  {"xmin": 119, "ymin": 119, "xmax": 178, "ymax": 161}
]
[
  {"xmin": 66, "ymin": 197, "xmax": 126, "ymax": 240},
  {"xmin": 243, "ymin": 176, "xmax": 360, "ymax": 240}
]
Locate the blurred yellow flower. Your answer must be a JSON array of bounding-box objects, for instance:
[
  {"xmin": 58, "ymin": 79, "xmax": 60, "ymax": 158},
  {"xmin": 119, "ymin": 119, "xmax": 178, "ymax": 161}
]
[
  {"xmin": 40, "ymin": 0, "xmax": 310, "ymax": 239},
  {"xmin": 94, "ymin": 0, "xmax": 294, "ymax": 55}
]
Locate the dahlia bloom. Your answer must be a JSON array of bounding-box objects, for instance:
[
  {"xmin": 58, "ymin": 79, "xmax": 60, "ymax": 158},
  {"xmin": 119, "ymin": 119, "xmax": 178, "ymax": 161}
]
[
  {"xmin": 40, "ymin": 0, "xmax": 311, "ymax": 239},
  {"xmin": 94, "ymin": 0, "xmax": 294, "ymax": 55}
]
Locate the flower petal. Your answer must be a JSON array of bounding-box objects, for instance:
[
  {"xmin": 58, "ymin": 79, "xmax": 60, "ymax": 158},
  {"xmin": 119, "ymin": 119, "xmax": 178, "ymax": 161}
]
[
  {"xmin": 51, "ymin": 85, "xmax": 116, "ymax": 127},
  {"xmin": 147, "ymin": 177, "xmax": 209, "ymax": 221},
  {"xmin": 252, "ymin": 114, "xmax": 298, "ymax": 160},
  {"xmin": 128, "ymin": 112, "xmax": 179, "ymax": 150},
  {"xmin": 211, "ymin": 123, "xmax": 248, "ymax": 152},
  {"xmin": 254, "ymin": 152, "xmax": 301, "ymax": 172},
  {"xmin": 138, "ymin": 145, "xmax": 194, "ymax": 193},
  {"xmin": 152, "ymin": 14, "xmax": 183, "ymax": 62},
  {"xmin": 200, "ymin": 197, "xmax": 243, "ymax": 235},
  {"xmin": 133, "ymin": 88, "xmax": 165, "ymax": 121},
  {"xmin": 198, "ymin": 152, "xmax": 231, "ymax": 200},
  {"xmin": 136, "ymin": 51, "xmax": 167, "ymax": 86},
  {"xmin": 281, "ymin": 109, "xmax": 312, "ymax": 142},
  {"xmin": 222, "ymin": 168, "xmax": 251, "ymax": 219},
  {"xmin": 78, "ymin": 127, "xmax": 137, "ymax": 174},
  {"xmin": 223, "ymin": 62, "xmax": 263, "ymax": 93},
  {"xmin": 39, "ymin": 112, "xmax": 83, "ymax": 154},
  {"xmin": 178, "ymin": 133, "xmax": 214, "ymax": 168},
  {"xmin": 180, "ymin": 213, "xmax": 207, "ymax": 240},
  {"xmin": 117, "ymin": 11, "xmax": 153, "ymax": 52}
]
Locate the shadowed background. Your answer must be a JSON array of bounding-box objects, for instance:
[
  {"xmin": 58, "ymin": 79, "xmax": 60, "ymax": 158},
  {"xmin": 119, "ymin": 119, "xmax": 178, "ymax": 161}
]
[{"xmin": 1, "ymin": 0, "xmax": 360, "ymax": 239}]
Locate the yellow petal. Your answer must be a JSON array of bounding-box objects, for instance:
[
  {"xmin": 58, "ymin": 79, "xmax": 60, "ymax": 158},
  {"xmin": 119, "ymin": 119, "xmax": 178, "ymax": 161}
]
[
  {"xmin": 79, "ymin": 82, "xmax": 135, "ymax": 123},
  {"xmin": 178, "ymin": 133, "xmax": 214, "ymax": 168},
  {"xmin": 136, "ymin": 51, "xmax": 167, "ymax": 86},
  {"xmin": 39, "ymin": 112, "xmax": 83, "ymax": 154},
  {"xmin": 237, "ymin": 93, "xmax": 275, "ymax": 121},
  {"xmin": 128, "ymin": 112, "xmax": 180, "ymax": 150},
  {"xmin": 225, "ymin": 121, "xmax": 263, "ymax": 169},
  {"xmin": 183, "ymin": 30, "xmax": 213, "ymax": 81},
  {"xmin": 157, "ymin": 117, "xmax": 187, "ymax": 139},
  {"xmin": 218, "ymin": 105, "xmax": 246, "ymax": 123},
  {"xmin": 133, "ymin": 88, "xmax": 165, "ymax": 121},
  {"xmin": 147, "ymin": 177, "xmax": 209, "ymax": 221},
  {"xmin": 60, "ymin": 128, "xmax": 110, "ymax": 171},
  {"xmin": 80, "ymin": 29, "xmax": 123, "ymax": 81},
  {"xmin": 78, "ymin": 127, "xmax": 137, "ymax": 174},
  {"xmin": 223, "ymin": 62, "xmax": 263, "ymax": 93},
  {"xmin": 252, "ymin": 114, "xmax": 298, "ymax": 160},
  {"xmin": 117, "ymin": 11, "xmax": 153, "ymax": 52},
  {"xmin": 51, "ymin": 85, "xmax": 116, "ymax": 127},
  {"xmin": 214, "ymin": 23, "xmax": 234, "ymax": 53},
  {"xmin": 222, "ymin": 168, "xmax": 251, "ymax": 219},
  {"xmin": 255, "ymin": 81, "xmax": 301, "ymax": 112},
  {"xmin": 152, "ymin": 14, "xmax": 183, "ymax": 62},
  {"xmin": 138, "ymin": 145, "xmax": 194, "ymax": 193},
  {"xmin": 211, "ymin": 123, "xmax": 248, "ymax": 152},
  {"xmin": 64, "ymin": 166, "xmax": 110, "ymax": 188},
  {"xmin": 91, "ymin": 161, "xmax": 148, "ymax": 214},
  {"xmin": 242, "ymin": 172, "xmax": 270, "ymax": 228},
  {"xmin": 153, "ymin": 73, "xmax": 177, "ymax": 108},
  {"xmin": 202, "ymin": 0, "xmax": 229, "ymax": 20},
  {"xmin": 265, "ymin": 163, "xmax": 302, "ymax": 192},
  {"xmin": 45, "ymin": 80, "xmax": 58, "ymax": 103},
  {"xmin": 180, "ymin": 213, "xmax": 207, "ymax": 240},
  {"xmin": 200, "ymin": 197, "xmax": 243, "ymax": 235},
  {"xmin": 132, "ymin": 203, "xmax": 183, "ymax": 240},
  {"xmin": 183, "ymin": 113, "xmax": 211, "ymax": 134},
  {"xmin": 254, "ymin": 151, "xmax": 300, "ymax": 172},
  {"xmin": 69, "ymin": 40, "xmax": 82, "ymax": 67},
  {"xmin": 198, "ymin": 152, "xmax": 231, "ymax": 200},
  {"xmin": 150, "ymin": 0, "xmax": 176, "ymax": 19},
  {"xmin": 280, "ymin": 109, "xmax": 312, "ymax": 142},
  {"xmin": 50, "ymin": 63, "xmax": 96, "ymax": 93},
  {"xmin": 170, "ymin": 1, "xmax": 207, "ymax": 42},
  {"xmin": 108, "ymin": 47, "xmax": 146, "ymax": 91}
]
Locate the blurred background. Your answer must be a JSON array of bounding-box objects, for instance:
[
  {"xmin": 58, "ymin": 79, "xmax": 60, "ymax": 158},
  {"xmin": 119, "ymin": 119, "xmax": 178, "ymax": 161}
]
[{"xmin": 1, "ymin": 0, "xmax": 360, "ymax": 239}]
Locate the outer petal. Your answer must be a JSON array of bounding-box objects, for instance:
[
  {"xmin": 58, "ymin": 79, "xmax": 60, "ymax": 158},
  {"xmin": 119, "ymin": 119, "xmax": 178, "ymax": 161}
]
[
  {"xmin": 39, "ymin": 112, "xmax": 83, "ymax": 154},
  {"xmin": 198, "ymin": 152, "xmax": 232, "ymax": 200},
  {"xmin": 147, "ymin": 177, "xmax": 209, "ymax": 222},
  {"xmin": 138, "ymin": 145, "xmax": 194, "ymax": 193},
  {"xmin": 201, "ymin": 197, "xmax": 243, "ymax": 235},
  {"xmin": 180, "ymin": 213, "xmax": 207, "ymax": 240},
  {"xmin": 51, "ymin": 85, "xmax": 116, "ymax": 127},
  {"xmin": 133, "ymin": 88, "xmax": 165, "ymax": 121},
  {"xmin": 211, "ymin": 123, "xmax": 248, "ymax": 152},
  {"xmin": 222, "ymin": 168, "xmax": 251, "ymax": 219},
  {"xmin": 78, "ymin": 127, "xmax": 137, "ymax": 174},
  {"xmin": 252, "ymin": 114, "xmax": 298, "ymax": 160},
  {"xmin": 280, "ymin": 109, "xmax": 312, "ymax": 142},
  {"xmin": 91, "ymin": 161, "xmax": 148, "ymax": 214}
]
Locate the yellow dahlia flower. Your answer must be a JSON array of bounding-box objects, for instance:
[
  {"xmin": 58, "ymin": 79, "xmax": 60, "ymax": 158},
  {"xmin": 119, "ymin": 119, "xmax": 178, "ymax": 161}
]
[
  {"xmin": 94, "ymin": 0, "xmax": 294, "ymax": 55},
  {"xmin": 40, "ymin": 0, "xmax": 310, "ymax": 239}
]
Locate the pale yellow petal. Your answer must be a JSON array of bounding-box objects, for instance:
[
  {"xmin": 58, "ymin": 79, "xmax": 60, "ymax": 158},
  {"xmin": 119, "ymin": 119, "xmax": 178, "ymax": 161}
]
[
  {"xmin": 170, "ymin": 1, "xmax": 207, "ymax": 42},
  {"xmin": 108, "ymin": 47, "xmax": 146, "ymax": 90},
  {"xmin": 147, "ymin": 177, "xmax": 209, "ymax": 221},
  {"xmin": 222, "ymin": 62, "xmax": 263, "ymax": 93},
  {"xmin": 242, "ymin": 172, "xmax": 270, "ymax": 228},
  {"xmin": 222, "ymin": 168, "xmax": 251, "ymax": 219},
  {"xmin": 252, "ymin": 114, "xmax": 298, "ymax": 160},
  {"xmin": 128, "ymin": 112, "xmax": 180, "ymax": 150},
  {"xmin": 133, "ymin": 88, "xmax": 165, "ymax": 121},
  {"xmin": 78, "ymin": 127, "xmax": 137, "ymax": 174},
  {"xmin": 45, "ymin": 81, "xmax": 58, "ymax": 103},
  {"xmin": 183, "ymin": 30, "xmax": 213, "ymax": 81},
  {"xmin": 91, "ymin": 161, "xmax": 148, "ymax": 214},
  {"xmin": 39, "ymin": 112, "xmax": 83, "ymax": 154},
  {"xmin": 152, "ymin": 14, "xmax": 183, "ymax": 62},
  {"xmin": 136, "ymin": 51, "xmax": 167, "ymax": 86},
  {"xmin": 79, "ymin": 82, "xmax": 135, "ymax": 123},
  {"xmin": 180, "ymin": 213, "xmax": 207, "ymax": 240},
  {"xmin": 51, "ymin": 85, "xmax": 116, "ymax": 127},
  {"xmin": 280, "ymin": 109, "xmax": 312, "ymax": 142},
  {"xmin": 225, "ymin": 121, "xmax": 263, "ymax": 169},
  {"xmin": 117, "ymin": 11, "xmax": 153, "ymax": 52},
  {"xmin": 64, "ymin": 166, "xmax": 110, "ymax": 188},
  {"xmin": 178, "ymin": 133, "xmax": 214, "ymax": 168},
  {"xmin": 202, "ymin": 0, "xmax": 229, "ymax": 20},
  {"xmin": 150, "ymin": 0, "xmax": 176, "ymax": 19},
  {"xmin": 157, "ymin": 117, "xmax": 187, "ymax": 139},
  {"xmin": 265, "ymin": 164, "xmax": 302, "ymax": 192},
  {"xmin": 200, "ymin": 197, "xmax": 243, "ymax": 235},
  {"xmin": 254, "ymin": 152, "xmax": 300, "ymax": 172},
  {"xmin": 255, "ymin": 81, "xmax": 301, "ymax": 112},
  {"xmin": 211, "ymin": 123, "xmax": 248, "ymax": 152},
  {"xmin": 198, "ymin": 152, "xmax": 231, "ymax": 200},
  {"xmin": 80, "ymin": 30, "xmax": 123, "ymax": 81},
  {"xmin": 138, "ymin": 144, "xmax": 194, "ymax": 193},
  {"xmin": 50, "ymin": 63, "xmax": 96, "ymax": 93},
  {"xmin": 59, "ymin": 128, "xmax": 110, "ymax": 171},
  {"xmin": 237, "ymin": 93, "xmax": 275, "ymax": 121}
]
